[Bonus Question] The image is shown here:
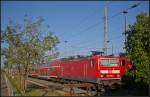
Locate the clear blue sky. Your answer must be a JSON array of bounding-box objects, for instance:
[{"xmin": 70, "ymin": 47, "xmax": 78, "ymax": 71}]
[{"xmin": 1, "ymin": 1, "xmax": 149, "ymax": 58}]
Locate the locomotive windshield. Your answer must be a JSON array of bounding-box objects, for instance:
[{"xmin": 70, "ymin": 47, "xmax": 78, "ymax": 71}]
[{"xmin": 100, "ymin": 58, "xmax": 119, "ymax": 66}]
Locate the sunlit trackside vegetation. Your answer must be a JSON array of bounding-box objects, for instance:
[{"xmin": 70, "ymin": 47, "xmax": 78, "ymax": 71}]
[
  {"xmin": 1, "ymin": 16, "xmax": 60, "ymax": 93},
  {"xmin": 125, "ymin": 12, "xmax": 149, "ymax": 89}
]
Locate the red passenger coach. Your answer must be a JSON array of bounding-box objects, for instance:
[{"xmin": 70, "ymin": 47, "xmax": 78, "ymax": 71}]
[{"xmin": 30, "ymin": 55, "xmax": 132, "ymax": 86}]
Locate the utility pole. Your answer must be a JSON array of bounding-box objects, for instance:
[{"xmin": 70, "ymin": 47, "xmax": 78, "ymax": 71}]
[
  {"xmin": 123, "ymin": 11, "xmax": 128, "ymax": 33},
  {"xmin": 112, "ymin": 44, "xmax": 114, "ymax": 56},
  {"xmin": 122, "ymin": 2, "xmax": 141, "ymax": 53},
  {"xmin": 64, "ymin": 41, "xmax": 68, "ymax": 58},
  {"xmin": 122, "ymin": 10, "xmax": 128, "ymax": 53},
  {"xmin": 103, "ymin": 2, "xmax": 109, "ymax": 56}
]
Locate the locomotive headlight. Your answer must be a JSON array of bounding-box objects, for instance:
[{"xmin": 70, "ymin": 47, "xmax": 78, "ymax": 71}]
[
  {"xmin": 112, "ymin": 70, "xmax": 120, "ymax": 73},
  {"xmin": 100, "ymin": 70, "xmax": 108, "ymax": 74}
]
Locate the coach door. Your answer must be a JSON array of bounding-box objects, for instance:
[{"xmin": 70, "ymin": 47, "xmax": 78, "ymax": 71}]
[{"xmin": 83, "ymin": 63, "xmax": 88, "ymax": 81}]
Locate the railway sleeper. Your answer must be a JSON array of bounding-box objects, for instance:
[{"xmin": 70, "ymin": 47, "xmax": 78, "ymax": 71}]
[{"xmin": 64, "ymin": 83, "xmax": 94, "ymax": 96}]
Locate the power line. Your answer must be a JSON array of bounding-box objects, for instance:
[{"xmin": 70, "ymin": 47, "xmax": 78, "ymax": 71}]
[
  {"xmin": 60, "ymin": 9, "xmax": 122, "ymax": 43},
  {"xmin": 61, "ymin": 34, "xmax": 122, "ymax": 55},
  {"xmin": 59, "ymin": 2, "xmax": 143, "ymax": 57},
  {"xmin": 58, "ymin": 7, "xmax": 107, "ymax": 39},
  {"xmin": 58, "ymin": 23, "xmax": 123, "ymax": 57},
  {"xmin": 60, "ymin": 37, "xmax": 123, "ymax": 57},
  {"xmin": 60, "ymin": 1, "xmax": 143, "ymax": 43},
  {"xmin": 57, "ymin": 7, "xmax": 103, "ymax": 38},
  {"xmin": 58, "ymin": 16, "xmax": 124, "ymax": 56},
  {"xmin": 65, "ymin": 22, "xmax": 123, "ymax": 49},
  {"xmin": 59, "ymin": 28, "xmax": 124, "ymax": 56}
]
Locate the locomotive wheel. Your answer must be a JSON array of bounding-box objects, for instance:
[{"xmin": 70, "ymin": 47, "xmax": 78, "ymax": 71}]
[
  {"xmin": 70, "ymin": 87, "xmax": 75, "ymax": 96},
  {"xmin": 87, "ymin": 86, "xmax": 95, "ymax": 96},
  {"xmin": 96, "ymin": 82, "xmax": 105, "ymax": 96}
]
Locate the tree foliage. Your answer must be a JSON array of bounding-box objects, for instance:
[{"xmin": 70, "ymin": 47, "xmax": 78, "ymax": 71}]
[
  {"xmin": 1, "ymin": 16, "xmax": 59, "ymax": 92},
  {"xmin": 125, "ymin": 12, "xmax": 149, "ymax": 84}
]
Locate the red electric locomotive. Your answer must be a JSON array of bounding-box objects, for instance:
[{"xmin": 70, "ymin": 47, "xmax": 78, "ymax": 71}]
[{"xmin": 30, "ymin": 54, "xmax": 132, "ymax": 86}]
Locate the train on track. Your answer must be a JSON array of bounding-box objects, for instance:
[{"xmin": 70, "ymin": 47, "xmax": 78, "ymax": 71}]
[{"xmin": 29, "ymin": 54, "xmax": 132, "ymax": 87}]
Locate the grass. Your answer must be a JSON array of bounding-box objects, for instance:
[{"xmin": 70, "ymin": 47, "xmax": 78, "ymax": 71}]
[
  {"xmin": 6, "ymin": 73, "xmax": 22, "ymax": 96},
  {"xmin": 25, "ymin": 89, "xmax": 46, "ymax": 96},
  {"xmin": 6, "ymin": 73, "xmax": 68, "ymax": 96},
  {"xmin": 6, "ymin": 73, "xmax": 46, "ymax": 96}
]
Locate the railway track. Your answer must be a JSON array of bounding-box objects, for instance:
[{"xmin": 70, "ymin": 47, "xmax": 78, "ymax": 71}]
[{"xmin": 27, "ymin": 76, "xmax": 97, "ymax": 96}]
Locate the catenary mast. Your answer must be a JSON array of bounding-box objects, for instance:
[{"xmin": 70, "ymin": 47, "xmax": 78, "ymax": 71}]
[{"xmin": 103, "ymin": 2, "xmax": 109, "ymax": 56}]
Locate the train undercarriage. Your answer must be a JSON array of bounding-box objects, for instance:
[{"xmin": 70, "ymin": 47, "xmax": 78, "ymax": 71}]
[{"xmin": 29, "ymin": 74, "xmax": 122, "ymax": 96}]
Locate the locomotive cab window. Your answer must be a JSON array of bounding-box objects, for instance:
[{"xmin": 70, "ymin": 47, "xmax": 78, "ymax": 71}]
[{"xmin": 100, "ymin": 58, "xmax": 118, "ymax": 66}]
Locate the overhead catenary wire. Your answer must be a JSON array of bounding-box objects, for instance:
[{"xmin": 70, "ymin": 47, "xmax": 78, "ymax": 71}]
[
  {"xmin": 66, "ymin": 34, "xmax": 122, "ymax": 52},
  {"xmin": 60, "ymin": 33, "xmax": 123, "ymax": 57},
  {"xmin": 67, "ymin": 18, "xmax": 122, "ymax": 45},
  {"xmin": 65, "ymin": 13, "xmax": 123, "ymax": 46},
  {"xmin": 60, "ymin": 1, "xmax": 143, "ymax": 43},
  {"xmin": 61, "ymin": 11, "xmax": 122, "ymax": 42},
  {"xmin": 70, "ymin": 24, "xmax": 123, "ymax": 49},
  {"xmin": 59, "ymin": 23, "xmax": 126, "ymax": 57},
  {"xmin": 60, "ymin": 43, "xmax": 123, "ymax": 57},
  {"xmin": 59, "ymin": 14, "xmax": 119, "ymax": 43},
  {"xmin": 57, "ymin": 7, "xmax": 103, "ymax": 38},
  {"xmin": 60, "ymin": 39, "xmax": 124, "ymax": 57},
  {"xmin": 59, "ymin": 22, "xmax": 124, "ymax": 57},
  {"xmin": 59, "ymin": 1, "xmax": 143, "ymax": 57}
]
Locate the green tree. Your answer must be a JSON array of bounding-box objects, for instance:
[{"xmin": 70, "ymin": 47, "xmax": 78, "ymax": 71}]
[
  {"xmin": 1, "ymin": 16, "xmax": 59, "ymax": 93},
  {"xmin": 125, "ymin": 12, "xmax": 149, "ymax": 84}
]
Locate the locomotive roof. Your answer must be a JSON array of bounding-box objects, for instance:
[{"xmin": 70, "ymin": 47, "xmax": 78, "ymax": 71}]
[
  {"xmin": 59, "ymin": 56, "xmax": 91, "ymax": 61},
  {"xmin": 32, "ymin": 55, "xmax": 128, "ymax": 67},
  {"xmin": 56, "ymin": 55, "xmax": 122, "ymax": 61}
]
